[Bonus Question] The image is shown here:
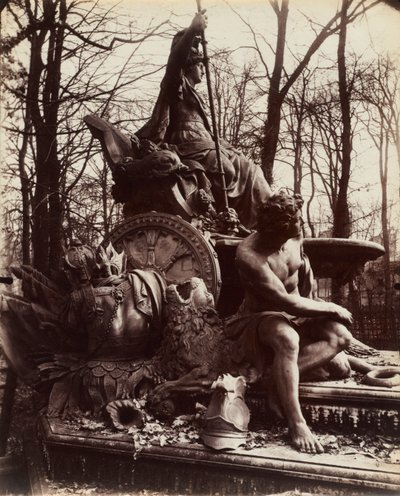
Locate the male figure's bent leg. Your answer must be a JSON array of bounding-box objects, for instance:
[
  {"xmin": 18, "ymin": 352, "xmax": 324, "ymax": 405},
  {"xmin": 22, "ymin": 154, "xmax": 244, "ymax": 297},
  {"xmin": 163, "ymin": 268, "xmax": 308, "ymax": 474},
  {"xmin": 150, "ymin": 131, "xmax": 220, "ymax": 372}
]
[
  {"xmin": 297, "ymin": 319, "xmax": 352, "ymax": 376},
  {"xmin": 258, "ymin": 317, "xmax": 323, "ymax": 453}
]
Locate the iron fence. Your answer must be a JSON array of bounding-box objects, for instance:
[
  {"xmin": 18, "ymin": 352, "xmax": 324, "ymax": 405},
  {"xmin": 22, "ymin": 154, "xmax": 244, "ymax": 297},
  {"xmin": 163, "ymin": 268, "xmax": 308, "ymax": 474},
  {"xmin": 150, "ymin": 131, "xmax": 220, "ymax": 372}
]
[{"xmin": 345, "ymin": 289, "xmax": 400, "ymax": 351}]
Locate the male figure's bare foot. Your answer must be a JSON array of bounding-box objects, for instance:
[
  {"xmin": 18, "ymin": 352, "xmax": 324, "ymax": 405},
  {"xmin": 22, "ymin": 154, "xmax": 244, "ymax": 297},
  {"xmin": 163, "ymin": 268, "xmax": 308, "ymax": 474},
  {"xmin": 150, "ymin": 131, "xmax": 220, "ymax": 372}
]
[{"xmin": 289, "ymin": 422, "xmax": 324, "ymax": 454}]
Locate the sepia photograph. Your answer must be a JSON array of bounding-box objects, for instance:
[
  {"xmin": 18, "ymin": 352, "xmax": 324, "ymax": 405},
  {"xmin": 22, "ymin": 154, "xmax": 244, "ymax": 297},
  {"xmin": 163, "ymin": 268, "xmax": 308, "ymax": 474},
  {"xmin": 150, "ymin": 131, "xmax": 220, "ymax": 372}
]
[{"xmin": 0, "ymin": 0, "xmax": 399, "ymax": 494}]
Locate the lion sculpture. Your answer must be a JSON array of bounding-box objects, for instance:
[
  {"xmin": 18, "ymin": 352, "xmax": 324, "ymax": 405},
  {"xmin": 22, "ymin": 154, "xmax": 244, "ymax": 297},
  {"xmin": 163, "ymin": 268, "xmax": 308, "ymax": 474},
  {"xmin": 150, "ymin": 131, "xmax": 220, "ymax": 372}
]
[{"xmin": 152, "ymin": 277, "xmax": 231, "ymax": 397}]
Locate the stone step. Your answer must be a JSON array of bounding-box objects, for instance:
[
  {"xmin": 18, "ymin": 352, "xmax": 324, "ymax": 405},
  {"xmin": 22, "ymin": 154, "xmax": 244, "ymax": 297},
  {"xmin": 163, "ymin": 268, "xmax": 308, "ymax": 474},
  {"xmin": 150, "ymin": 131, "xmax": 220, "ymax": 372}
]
[
  {"xmin": 299, "ymin": 380, "xmax": 400, "ymax": 435},
  {"xmin": 39, "ymin": 415, "xmax": 400, "ymax": 494}
]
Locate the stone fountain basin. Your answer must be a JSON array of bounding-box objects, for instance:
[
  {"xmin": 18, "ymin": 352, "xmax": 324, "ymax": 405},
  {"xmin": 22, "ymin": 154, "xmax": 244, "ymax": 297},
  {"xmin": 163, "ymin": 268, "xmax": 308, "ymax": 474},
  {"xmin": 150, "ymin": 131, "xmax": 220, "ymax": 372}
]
[
  {"xmin": 303, "ymin": 238, "xmax": 385, "ymax": 279},
  {"xmin": 214, "ymin": 236, "xmax": 385, "ymax": 280}
]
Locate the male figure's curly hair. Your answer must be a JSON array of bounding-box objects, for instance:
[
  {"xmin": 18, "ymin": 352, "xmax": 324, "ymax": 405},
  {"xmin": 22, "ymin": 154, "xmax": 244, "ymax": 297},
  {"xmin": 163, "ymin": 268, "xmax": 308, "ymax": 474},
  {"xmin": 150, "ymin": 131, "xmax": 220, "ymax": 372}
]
[{"xmin": 257, "ymin": 190, "xmax": 304, "ymax": 237}]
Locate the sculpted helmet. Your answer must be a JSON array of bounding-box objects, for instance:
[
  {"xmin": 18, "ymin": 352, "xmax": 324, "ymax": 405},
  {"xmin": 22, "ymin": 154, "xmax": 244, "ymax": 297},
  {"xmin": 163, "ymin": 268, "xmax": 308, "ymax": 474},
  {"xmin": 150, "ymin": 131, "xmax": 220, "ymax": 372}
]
[
  {"xmin": 171, "ymin": 29, "xmax": 203, "ymax": 66},
  {"xmin": 202, "ymin": 374, "xmax": 250, "ymax": 450},
  {"xmin": 64, "ymin": 239, "xmax": 97, "ymax": 284}
]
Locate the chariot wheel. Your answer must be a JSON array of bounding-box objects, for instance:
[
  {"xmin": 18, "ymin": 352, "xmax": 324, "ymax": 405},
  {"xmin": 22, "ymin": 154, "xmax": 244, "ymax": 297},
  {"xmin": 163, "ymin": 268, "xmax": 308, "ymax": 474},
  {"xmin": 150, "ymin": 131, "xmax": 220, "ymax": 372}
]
[{"xmin": 103, "ymin": 212, "xmax": 221, "ymax": 301}]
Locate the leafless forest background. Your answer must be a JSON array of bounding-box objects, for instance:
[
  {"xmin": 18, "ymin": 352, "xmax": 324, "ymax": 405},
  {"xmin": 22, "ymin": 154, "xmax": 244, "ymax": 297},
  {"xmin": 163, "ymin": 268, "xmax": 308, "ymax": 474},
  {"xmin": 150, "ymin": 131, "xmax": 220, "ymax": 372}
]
[{"xmin": 1, "ymin": 0, "xmax": 399, "ymax": 347}]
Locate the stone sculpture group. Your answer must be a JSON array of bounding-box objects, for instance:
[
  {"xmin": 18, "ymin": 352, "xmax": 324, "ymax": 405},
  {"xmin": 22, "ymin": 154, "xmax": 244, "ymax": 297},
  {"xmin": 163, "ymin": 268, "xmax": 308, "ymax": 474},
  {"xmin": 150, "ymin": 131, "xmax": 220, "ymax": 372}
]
[{"xmin": 1, "ymin": 10, "xmax": 396, "ymax": 456}]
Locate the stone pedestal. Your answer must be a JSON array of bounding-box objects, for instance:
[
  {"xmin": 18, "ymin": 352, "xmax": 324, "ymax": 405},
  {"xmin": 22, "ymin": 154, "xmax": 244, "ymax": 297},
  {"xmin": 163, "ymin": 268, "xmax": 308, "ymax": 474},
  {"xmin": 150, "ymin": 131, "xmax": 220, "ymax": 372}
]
[
  {"xmin": 37, "ymin": 370, "xmax": 400, "ymax": 495},
  {"xmin": 38, "ymin": 415, "xmax": 400, "ymax": 494}
]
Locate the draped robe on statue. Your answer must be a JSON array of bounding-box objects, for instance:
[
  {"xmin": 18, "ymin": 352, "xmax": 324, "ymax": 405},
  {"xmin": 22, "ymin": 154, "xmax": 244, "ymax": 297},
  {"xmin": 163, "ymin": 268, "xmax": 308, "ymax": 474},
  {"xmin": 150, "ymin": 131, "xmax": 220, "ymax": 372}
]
[{"xmin": 137, "ymin": 26, "xmax": 271, "ymax": 229}]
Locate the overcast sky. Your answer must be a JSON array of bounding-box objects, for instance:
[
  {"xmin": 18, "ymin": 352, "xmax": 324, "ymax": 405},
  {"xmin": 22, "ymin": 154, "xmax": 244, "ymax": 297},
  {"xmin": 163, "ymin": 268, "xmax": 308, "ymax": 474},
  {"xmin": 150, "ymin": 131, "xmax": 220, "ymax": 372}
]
[{"xmin": 112, "ymin": 0, "xmax": 400, "ymax": 58}]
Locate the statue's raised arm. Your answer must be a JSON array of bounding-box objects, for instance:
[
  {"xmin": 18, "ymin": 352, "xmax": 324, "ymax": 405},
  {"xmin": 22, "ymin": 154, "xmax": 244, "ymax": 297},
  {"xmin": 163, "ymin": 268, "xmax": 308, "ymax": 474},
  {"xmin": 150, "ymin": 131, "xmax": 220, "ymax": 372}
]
[
  {"xmin": 137, "ymin": 11, "xmax": 272, "ymax": 229},
  {"xmin": 164, "ymin": 10, "xmax": 208, "ymax": 91}
]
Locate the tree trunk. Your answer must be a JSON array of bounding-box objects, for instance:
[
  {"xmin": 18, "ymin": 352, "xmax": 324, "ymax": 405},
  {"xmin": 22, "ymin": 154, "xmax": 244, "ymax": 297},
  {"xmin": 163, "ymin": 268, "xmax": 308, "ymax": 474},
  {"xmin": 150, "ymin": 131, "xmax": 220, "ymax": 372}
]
[
  {"xmin": 333, "ymin": 0, "xmax": 351, "ymax": 239},
  {"xmin": 29, "ymin": 23, "xmax": 50, "ymax": 273},
  {"xmin": 292, "ymin": 83, "xmax": 307, "ymax": 194},
  {"xmin": 101, "ymin": 164, "xmax": 110, "ymax": 238},
  {"xmin": 261, "ymin": 0, "xmax": 289, "ymax": 184},
  {"xmin": 47, "ymin": 1, "xmax": 66, "ymax": 272},
  {"xmin": 332, "ymin": 0, "xmax": 352, "ymax": 303},
  {"xmin": 306, "ymin": 123, "xmax": 317, "ymax": 237},
  {"xmin": 18, "ymin": 120, "xmax": 32, "ymax": 265},
  {"xmin": 29, "ymin": 0, "xmax": 65, "ymax": 274}
]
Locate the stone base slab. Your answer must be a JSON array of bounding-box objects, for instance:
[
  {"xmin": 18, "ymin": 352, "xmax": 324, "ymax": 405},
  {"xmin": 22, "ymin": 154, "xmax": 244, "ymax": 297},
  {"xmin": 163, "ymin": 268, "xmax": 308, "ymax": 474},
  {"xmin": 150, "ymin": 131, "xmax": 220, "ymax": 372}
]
[
  {"xmin": 299, "ymin": 380, "xmax": 400, "ymax": 435},
  {"xmin": 37, "ymin": 354, "xmax": 400, "ymax": 494},
  {"xmin": 39, "ymin": 416, "xmax": 400, "ymax": 494}
]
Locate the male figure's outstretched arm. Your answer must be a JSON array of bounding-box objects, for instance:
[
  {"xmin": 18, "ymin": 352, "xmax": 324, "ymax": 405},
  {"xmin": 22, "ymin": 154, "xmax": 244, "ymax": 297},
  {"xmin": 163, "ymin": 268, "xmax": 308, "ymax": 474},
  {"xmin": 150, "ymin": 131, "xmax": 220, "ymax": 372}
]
[{"xmin": 237, "ymin": 250, "xmax": 353, "ymax": 325}]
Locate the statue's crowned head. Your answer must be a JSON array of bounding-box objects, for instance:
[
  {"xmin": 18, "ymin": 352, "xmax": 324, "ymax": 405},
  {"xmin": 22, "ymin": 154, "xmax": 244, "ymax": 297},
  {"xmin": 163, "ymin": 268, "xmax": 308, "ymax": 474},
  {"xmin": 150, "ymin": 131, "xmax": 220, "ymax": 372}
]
[
  {"xmin": 257, "ymin": 190, "xmax": 304, "ymax": 240},
  {"xmin": 171, "ymin": 29, "xmax": 203, "ymax": 67}
]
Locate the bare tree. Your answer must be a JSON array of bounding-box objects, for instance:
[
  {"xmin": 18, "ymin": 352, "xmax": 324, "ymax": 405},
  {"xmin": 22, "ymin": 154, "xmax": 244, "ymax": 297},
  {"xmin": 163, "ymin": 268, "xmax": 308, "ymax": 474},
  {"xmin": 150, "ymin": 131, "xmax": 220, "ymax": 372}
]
[
  {"xmin": 280, "ymin": 69, "xmax": 317, "ymax": 195},
  {"xmin": 1, "ymin": 0, "xmax": 172, "ymax": 273},
  {"xmin": 356, "ymin": 55, "xmax": 400, "ymax": 292},
  {"xmin": 209, "ymin": 50, "xmax": 263, "ymax": 161},
  {"xmin": 230, "ymin": 0, "xmax": 381, "ymax": 183}
]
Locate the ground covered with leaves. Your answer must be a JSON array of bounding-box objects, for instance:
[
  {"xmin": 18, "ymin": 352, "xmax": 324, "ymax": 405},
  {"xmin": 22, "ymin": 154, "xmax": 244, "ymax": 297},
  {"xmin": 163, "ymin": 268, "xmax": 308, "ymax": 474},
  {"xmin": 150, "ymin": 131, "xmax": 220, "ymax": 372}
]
[
  {"xmin": 4, "ymin": 376, "xmax": 400, "ymax": 495},
  {"xmin": 53, "ymin": 397, "xmax": 400, "ymax": 464}
]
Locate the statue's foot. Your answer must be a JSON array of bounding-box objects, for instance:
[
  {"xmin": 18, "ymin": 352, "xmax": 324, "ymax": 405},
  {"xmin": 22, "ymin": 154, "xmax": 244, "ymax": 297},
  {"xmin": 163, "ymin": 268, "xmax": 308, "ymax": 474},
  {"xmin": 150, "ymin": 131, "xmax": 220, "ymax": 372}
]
[{"xmin": 289, "ymin": 422, "xmax": 324, "ymax": 454}]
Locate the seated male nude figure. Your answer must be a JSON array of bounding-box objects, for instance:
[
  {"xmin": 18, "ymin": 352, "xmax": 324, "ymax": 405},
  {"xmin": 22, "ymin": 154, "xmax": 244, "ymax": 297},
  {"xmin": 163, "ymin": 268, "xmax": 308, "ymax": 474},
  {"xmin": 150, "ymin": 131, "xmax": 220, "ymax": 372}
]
[{"xmin": 226, "ymin": 191, "xmax": 353, "ymax": 453}]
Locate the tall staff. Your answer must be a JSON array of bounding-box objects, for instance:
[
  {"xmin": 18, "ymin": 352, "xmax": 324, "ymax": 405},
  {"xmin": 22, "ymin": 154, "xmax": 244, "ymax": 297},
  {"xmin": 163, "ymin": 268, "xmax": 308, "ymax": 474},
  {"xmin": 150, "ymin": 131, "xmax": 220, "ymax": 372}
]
[{"xmin": 195, "ymin": 1, "xmax": 229, "ymax": 212}]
